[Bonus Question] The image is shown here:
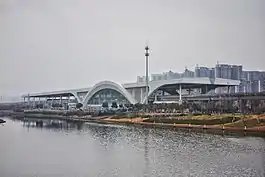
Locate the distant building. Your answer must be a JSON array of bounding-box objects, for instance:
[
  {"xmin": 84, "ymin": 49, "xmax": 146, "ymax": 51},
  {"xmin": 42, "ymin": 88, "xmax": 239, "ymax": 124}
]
[
  {"xmin": 195, "ymin": 66, "xmax": 215, "ymax": 78},
  {"xmin": 165, "ymin": 70, "xmax": 175, "ymax": 80},
  {"xmin": 239, "ymin": 71, "xmax": 265, "ymax": 93},
  {"xmin": 195, "ymin": 66, "xmax": 210, "ymax": 77},
  {"xmin": 164, "ymin": 70, "xmax": 182, "ymax": 80},
  {"xmin": 151, "ymin": 74, "xmax": 163, "ymax": 81},
  {"xmin": 238, "ymin": 80, "xmax": 247, "ymax": 93},
  {"xmin": 209, "ymin": 68, "xmax": 215, "ymax": 78},
  {"xmin": 250, "ymin": 80, "xmax": 261, "ymax": 93},
  {"xmin": 213, "ymin": 64, "xmax": 242, "ymax": 93},
  {"xmin": 0, "ymin": 95, "xmax": 21, "ymax": 103},
  {"xmin": 231, "ymin": 65, "xmax": 243, "ymax": 80},
  {"xmin": 137, "ymin": 76, "xmax": 145, "ymax": 83},
  {"xmin": 261, "ymin": 72, "xmax": 265, "ymax": 92},
  {"xmin": 246, "ymin": 71, "xmax": 261, "ymax": 81},
  {"xmin": 151, "ymin": 71, "xmax": 182, "ymax": 81},
  {"xmin": 195, "ymin": 63, "xmax": 242, "ymax": 80},
  {"xmin": 215, "ymin": 64, "xmax": 232, "ymax": 79},
  {"xmin": 241, "ymin": 71, "xmax": 248, "ymax": 80},
  {"xmin": 182, "ymin": 68, "xmax": 194, "ymax": 78},
  {"xmin": 136, "ymin": 62, "xmax": 264, "ymax": 94}
]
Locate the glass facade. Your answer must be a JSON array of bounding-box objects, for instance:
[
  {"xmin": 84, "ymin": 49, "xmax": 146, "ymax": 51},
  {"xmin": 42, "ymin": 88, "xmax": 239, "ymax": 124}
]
[{"xmin": 87, "ymin": 89, "xmax": 130, "ymax": 105}]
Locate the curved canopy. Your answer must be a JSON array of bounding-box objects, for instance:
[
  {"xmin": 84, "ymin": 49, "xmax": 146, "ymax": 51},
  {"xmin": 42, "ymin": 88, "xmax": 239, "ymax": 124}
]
[{"xmin": 82, "ymin": 81, "xmax": 137, "ymax": 106}]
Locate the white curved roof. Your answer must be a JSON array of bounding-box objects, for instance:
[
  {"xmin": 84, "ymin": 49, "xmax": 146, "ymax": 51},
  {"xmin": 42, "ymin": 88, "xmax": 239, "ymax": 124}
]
[
  {"xmin": 22, "ymin": 77, "xmax": 240, "ymax": 104},
  {"xmin": 124, "ymin": 77, "xmax": 240, "ymax": 89},
  {"xmin": 22, "ymin": 87, "xmax": 91, "ymax": 97},
  {"xmin": 82, "ymin": 81, "xmax": 137, "ymax": 105}
]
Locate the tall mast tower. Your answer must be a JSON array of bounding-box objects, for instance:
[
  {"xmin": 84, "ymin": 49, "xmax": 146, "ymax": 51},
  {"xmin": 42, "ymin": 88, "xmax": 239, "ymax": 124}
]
[{"xmin": 145, "ymin": 45, "xmax": 149, "ymax": 104}]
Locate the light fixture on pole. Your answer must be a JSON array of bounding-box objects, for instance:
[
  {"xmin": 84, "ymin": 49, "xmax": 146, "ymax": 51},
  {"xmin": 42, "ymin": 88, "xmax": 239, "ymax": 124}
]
[{"xmin": 145, "ymin": 45, "xmax": 149, "ymax": 105}]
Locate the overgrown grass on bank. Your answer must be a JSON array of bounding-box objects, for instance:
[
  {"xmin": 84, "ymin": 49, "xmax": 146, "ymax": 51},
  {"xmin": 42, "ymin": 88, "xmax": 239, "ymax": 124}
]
[
  {"xmin": 143, "ymin": 116, "xmax": 241, "ymax": 125},
  {"xmin": 111, "ymin": 113, "xmax": 151, "ymax": 119},
  {"xmin": 25, "ymin": 110, "xmax": 92, "ymax": 116},
  {"xmin": 189, "ymin": 114, "xmax": 243, "ymax": 120},
  {"xmin": 225, "ymin": 118, "xmax": 265, "ymax": 128}
]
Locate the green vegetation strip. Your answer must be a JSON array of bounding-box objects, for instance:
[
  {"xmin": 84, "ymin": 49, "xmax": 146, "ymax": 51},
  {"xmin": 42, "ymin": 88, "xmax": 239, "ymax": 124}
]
[
  {"xmin": 225, "ymin": 118, "xmax": 265, "ymax": 128},
  {"xmin": 25, "ymin": 110, "xmax": 91, "ymax": 116},
  {"xmin": 112, "ymin": 113, "xmax": 151, "ymax": 119},
  {"xmin": 143, "ymin": 117, "xmax": 240, "ymax": 125}
]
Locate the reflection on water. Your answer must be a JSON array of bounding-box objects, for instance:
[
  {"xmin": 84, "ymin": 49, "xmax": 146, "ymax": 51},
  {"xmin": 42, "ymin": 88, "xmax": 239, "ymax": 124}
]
[{"xmin": 0, "ymin": 117, "xmax": 265, "ymax": 177}]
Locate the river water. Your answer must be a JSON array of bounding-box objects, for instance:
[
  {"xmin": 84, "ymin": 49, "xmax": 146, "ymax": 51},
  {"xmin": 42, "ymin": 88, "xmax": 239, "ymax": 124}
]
[{"xmin": 0, "ymin": 117, "xmax": 264, "ymax": 177}]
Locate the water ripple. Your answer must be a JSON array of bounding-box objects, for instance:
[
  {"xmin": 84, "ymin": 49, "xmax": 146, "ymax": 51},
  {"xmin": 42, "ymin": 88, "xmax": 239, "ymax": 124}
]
[{"xmin": 0, "ymin": 117, "xmax": 265, "ymax": 177}]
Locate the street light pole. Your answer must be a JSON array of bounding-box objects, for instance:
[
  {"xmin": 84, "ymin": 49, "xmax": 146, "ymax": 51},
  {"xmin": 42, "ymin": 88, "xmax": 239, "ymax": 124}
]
[{"xmin": 145, "ymin": 45, "xmax": 149, "ymax": 105}]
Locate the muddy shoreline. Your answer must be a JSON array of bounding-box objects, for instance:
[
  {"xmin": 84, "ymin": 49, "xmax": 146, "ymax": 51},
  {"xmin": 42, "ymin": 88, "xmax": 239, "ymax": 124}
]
[
  {"xmin": 101, "ymin": 118, "xmax": 265, "ymax": 133},
  {"xmin": 2, "ymin": 110, "xmax": 265, "ymax": 136}
]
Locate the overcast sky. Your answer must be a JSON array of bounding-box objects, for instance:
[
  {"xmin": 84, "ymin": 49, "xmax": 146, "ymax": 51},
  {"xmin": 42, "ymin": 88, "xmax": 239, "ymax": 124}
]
[{"xmin": 1, "ymin": 0, "xmax": 265, "ymax": 97}]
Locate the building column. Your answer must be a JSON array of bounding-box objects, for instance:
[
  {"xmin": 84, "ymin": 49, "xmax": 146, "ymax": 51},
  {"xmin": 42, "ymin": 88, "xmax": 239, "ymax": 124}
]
[
  {"xmin": 33, "ymin": 97, "xmax": 36, "ymax": 108},
  {"xmin": 38, "ymin": 97, "xmax": 41, "ymax": 109},
  {"xmin": 132, "ymin": 88, "xmax": 135, "ymax": 100},
  {"xmin": 28, "ymin": 96, "xmax": 30, "ymax": 107},
  {"xmin": 227, "ymin": 86, "xmax": 230, "ymax": 94},
  {"xmin": 27, "ymin": 97, "xmax": 30, "ymax": 108},
  {"xmin": 60, "ymin": 96, "xmax": 62, "ymax": 106},
  {"xmin": 51, "ymin": 97, "xmax": 54, "ymax": 108},
  {"xmin": 179, "ymin": 84, "xmax": 182, "ymax": 102},
  {"xmin": 48, "ymin": 97, "xmax": 53, "ymax": 109},
  {"xmin": 235, "ymin": 86, "xmax": 238, "ymax": 93},
  {"xmin": 258, "ymin": 80, "xmax": 261, "ymax": 92},
  {"xmin": 29, "ymin": 97, "xmax": 32, "ymax": 109},
  {"xmin": 145, "ymin": 86, "xmax": 149, "ymax": 105},
  {"xmin": 45, "ymin": 97, "xmax": 48, "ymax": 109},
  {"xmin": 43, "ymin": 97, "xmax": 45, "ymax": 109},
  {"xmin": 46, "ymin": 97, "xmax": 49, "ymax": 108},
  {"xmin": 68, "ymin": 95, "xmax": 71, "ymax": 104},
  {"xmin": 30, "ymin": 97, "xmax": 34, "ymax": 109},
  {"xmin": 140, "ymin": 88, "xmax": 143, "ymax": 103},
  {"xmin": 23, "ymin": 97, "xmax": 26, "ymax": 106}
]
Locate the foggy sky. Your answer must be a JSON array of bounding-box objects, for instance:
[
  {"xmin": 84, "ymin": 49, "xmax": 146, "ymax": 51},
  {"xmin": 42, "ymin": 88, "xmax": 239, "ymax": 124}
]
[{"xmin": 1, "ymin": 0, "xmax": 265, "ymax": 97}]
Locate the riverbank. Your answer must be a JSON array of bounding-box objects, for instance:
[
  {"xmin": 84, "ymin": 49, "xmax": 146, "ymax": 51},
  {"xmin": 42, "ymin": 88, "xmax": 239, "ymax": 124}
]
[
  {"xmin": 101, "ymin": 114, "xmax": 265, "ymax": 133},
  {"xmin": 6, "ymin": 109, "xmax": 265, "ymax": 135},
  {"xmin": 0, "ymin": 110, "xmax": 24, "ymax": 118},
  {"xmin": 23, "ymin": 112, "xmax": 110, "ymax": 123}
]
